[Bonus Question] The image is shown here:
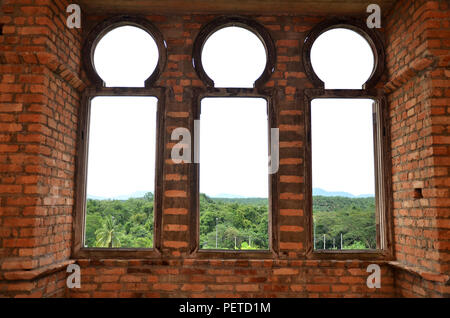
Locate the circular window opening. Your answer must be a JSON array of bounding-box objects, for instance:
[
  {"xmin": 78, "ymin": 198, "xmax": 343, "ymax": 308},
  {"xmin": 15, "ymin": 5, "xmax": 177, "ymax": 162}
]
[
  {"xmin": 93, "ymin": 25, "xmax": 159, "ymax": 87},
  {"xmin": 201, "ymin": 26, "xmax": 267, "ymax": 88},
  {"xmin": 311, "ymin": 28, "xmax": 375, "ymax": 89}
]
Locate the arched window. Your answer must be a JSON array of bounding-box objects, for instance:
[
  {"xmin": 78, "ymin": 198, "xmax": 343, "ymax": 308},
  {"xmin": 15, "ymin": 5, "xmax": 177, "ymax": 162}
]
[
  {"xmin": 193, "ymin": 16, "xmax": 276, "ymax": 88},
  {"xmin": 303, "ymin": 19, "xmax": 390, "ymax": 255},
  {"xmin": 190, "ymin": 17, "xmax": 277, "ymax": 253},
  {"xmin": 93, "ymin": 25, "xmax": 159, "ymax": 87},
  {"xmin": 201, "ymin": 26, "xmax": 267, "ymax": 88},
  {"xmin": 75, "ymin": 16, "xmax": 166, "ymax": 256},
  {"xmin": 310, "ymin": 28, "xmax": 375, "ymax": 89},
  {"xmin": 83, "ymin": 16, "xmax": 166, "ymax": 88}
]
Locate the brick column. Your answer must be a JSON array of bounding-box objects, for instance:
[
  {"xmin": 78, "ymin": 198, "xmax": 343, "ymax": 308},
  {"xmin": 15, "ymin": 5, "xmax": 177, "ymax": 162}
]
[
  {"xmin": 385, "ymin": 0, "xmax": 449, "ymax": 297},
  {"xmin": 0, "ymin": 0, "xmax": 83, "ymax": 297}
]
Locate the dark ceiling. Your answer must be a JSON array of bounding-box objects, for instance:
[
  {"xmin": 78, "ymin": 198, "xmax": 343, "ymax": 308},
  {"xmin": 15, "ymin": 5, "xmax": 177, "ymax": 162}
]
[{"xmin": 78, "ymin": 0, "xmax": 397, "ymax": 16}]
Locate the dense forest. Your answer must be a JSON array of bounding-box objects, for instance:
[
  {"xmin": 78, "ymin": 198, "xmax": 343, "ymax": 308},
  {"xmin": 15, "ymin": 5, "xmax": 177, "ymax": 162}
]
[
  {"xmin": 84, "ymin": 193, "xmax": 376, "ymax": 250},
  {"xmin": 313, "ymin": 196, "xmax": 376, "ymax": 250},
  {"xmin": 85, "ymin": 192, "xmax": 154, "ymax": 248},
  {"xmin": 199, "ymin": 194, "xmax": 269, "ymax": 250}
]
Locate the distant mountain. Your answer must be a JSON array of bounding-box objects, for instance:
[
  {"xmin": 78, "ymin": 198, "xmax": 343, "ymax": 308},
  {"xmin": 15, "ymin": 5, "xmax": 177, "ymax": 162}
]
[
  {"xmin": 210, "ymin": 197, "xmax": 268, "ymax": 206},
  {"xmin": 112, "ymin": 191, "xmax": 151, "ymax": 200},
  {"xmin": 87, "ymin": 189, "xmax": 374, "ymax": 201},
  {"xmin": 313, "ymin": 188, "xmax": 374, "ymax": 198},
  {"xmin": 87, "ymin": 190, "xmax": 152, "ymax": 201},
  {"xmin": 86, "ymin": 194, "xmax": 107, "ymax": 200},
  {"xmin": 211, "ymin": 193, "xmax": 246, "ymax": 199},
  {"xmin": 355, "ymin": 193, "xmax": 375, "ymax": 198}
]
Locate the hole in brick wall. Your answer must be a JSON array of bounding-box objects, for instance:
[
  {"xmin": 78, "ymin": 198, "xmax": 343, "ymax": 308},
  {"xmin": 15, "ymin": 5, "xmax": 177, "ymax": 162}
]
[
  {"xmin": 311, "ymin": 28, "xmax": 374, "ymax": 89},
  {"xmin": 201, "ymin": 27, "xmax": 267, "ymax": 88},
  {"xmin": 93, "ymin": 26, "xmax": 159, "ymax": 87},
  {"xmin": 0, "ymin": 24, "xmax": 4, "ymax": 35},
  {"xmin": 413, "ymin": 188, "xmax": 423, "ymax": 199}
]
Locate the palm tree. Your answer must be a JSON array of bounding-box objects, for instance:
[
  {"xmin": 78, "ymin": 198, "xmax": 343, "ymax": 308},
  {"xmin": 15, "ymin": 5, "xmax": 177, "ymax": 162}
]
[{"xmin": 94, "ymin": 215, "xmax": 121, "ymax": 248}]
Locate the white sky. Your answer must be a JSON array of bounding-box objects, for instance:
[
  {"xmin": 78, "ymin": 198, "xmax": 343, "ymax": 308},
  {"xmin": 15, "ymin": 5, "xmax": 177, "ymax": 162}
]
[
  {"xmin": 88, "ymin": 26, "xmax": 376, "ymax": 198},
  {"xmin": 311, "ymin": 99, "xmax": 375, "ymax": 196},
  {"xmin": 86, "ymin": 97, "xmax": 157, "ymax": 198},
  {"xmin": 202, "ymin": 26, "xmax": 267, "ymax": 87},
  {"xmin": 311, "ymin": 28, "xmax": 374, "ymax": 89},
  {"xmin": 94, "ymin": 26, "xmax": 158, "ymax": 87},
  {"xmin": 200, "ymin": 98, "xmax": 268, "ymax": 197}
]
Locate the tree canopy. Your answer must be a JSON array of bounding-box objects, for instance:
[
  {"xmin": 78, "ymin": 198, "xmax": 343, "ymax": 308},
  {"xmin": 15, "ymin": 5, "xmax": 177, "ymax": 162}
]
[{"xmin": 84, "ymin": 193, "xmax": 376, "ymax": 250}]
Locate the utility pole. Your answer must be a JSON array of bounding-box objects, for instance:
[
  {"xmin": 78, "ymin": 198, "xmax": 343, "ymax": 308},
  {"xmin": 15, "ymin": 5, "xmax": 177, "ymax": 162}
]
[
  {"xmin": 333, "ymin": 238, "xmax": 335, "ymax": 249},
  {"xmin": 323, "ymin": 234, "xmax": 326, "ymax": 250},
  {"xmin": 234, "ymin": 236, "xmax": 237, "ymax": 249},
  {"xmin": 341, "ymin": 233, "xmax": 343, "ymax": 250},
  {"xmin": 215, "ymin": 218, "xmax": 218, "ymax": 249}
]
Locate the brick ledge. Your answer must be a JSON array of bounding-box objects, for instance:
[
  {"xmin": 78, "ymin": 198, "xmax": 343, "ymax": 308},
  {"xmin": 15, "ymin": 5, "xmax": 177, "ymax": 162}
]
[
  {"xmin": 388, "ymin": 261, "xmax": 449, "ymax": 284},
  {"xmin": 1, "ymin": 260, "xmax": 75, "ymax": 281},
  {"xmin": 36, "ymin": 52, "xmax": 87, "ymax": 91},
  {"xmin": 0, "ymin": 51, "xmax": 87, "ymax": 92},
  {"xmin": 384, "ymin": 56, "xmax": 434, "ymax": 93},
  {"xmin": 384, "ymin": 54, "xmax": 450, "ymax": 94}
]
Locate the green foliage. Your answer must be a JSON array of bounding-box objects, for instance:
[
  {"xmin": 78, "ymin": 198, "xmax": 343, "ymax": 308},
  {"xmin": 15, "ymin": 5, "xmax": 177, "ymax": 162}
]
[
  {"xmin": 344, "ymin": 240, "xmax": 367, "ymax": 250},
  {"xmin": 240, "ymin": 241, "xmax": 254, "ymax": 250},
  {"xmin": 313, "ymin": 196, "xmax": 376, "ymax": 250},
  {"xmin": 85, "ymin": 193, "xmax": 154, "ymax": 248},
  {"xmin": 94, "ymin": 215, "xmax": 121, "ymax": 248},
  {"xmin": 85, "ymin": 192, "xmax": 376, "ymax": 251},
  {"xmin": 199, "ymin": 194, "xmax": 269, "ymax": 250},
  {"xmin": 313, "ymin": 196, "xmax": 375, "ymax": 212}
]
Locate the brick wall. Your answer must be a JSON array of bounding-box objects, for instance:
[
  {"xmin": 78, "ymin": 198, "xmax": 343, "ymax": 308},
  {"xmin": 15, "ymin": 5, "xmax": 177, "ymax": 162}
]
[
  {"xmin": 70, "ymin": 259, "xmax": 394, "ymax": 298},
  {"xmin": 0, "ymin": 0, "xmax": 82, "ymax": 297},
  {"xmin": 0, "ymin": 0, "xmax": 448, "ymax": 298},
  {"xmin": 68, "ymin": 13, "xmax": 397, "ymax": 298},
  {"xmin": 385, "ymin": 0, "xmax": 449, "ymax": 297},
  {"xmin": 157, "ymin": 14, "xmax": 317, "ymax": 258}
]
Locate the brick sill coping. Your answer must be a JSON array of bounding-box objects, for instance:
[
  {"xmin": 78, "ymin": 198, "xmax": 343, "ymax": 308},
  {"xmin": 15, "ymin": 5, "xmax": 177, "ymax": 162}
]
[
  {"xmin": 388, "ymin": 261, "xmax": 449, "ymax": 284},
  {"xmin": 7, "ymin": 259, "xmax": 446, "ymax": 284},
  {"xmin": 73, "ymin": 258, "xmax": 389, "ymax": 268},
  {"xmin": 1, "ymin": 260, "xmax": 75, "ymax": 281}
]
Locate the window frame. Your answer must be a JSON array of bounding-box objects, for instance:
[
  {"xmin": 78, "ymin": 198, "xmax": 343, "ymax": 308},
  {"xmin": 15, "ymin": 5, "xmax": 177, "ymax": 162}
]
[
  {"xmin": 192, "ymin": 16, "xmax": 276, "ymax": 89},
  {"xmin": 82, "ymin": 15, "xmax": 167, "ymax": 88},
  {"xmin": 73, "ymin": 87, "xmax": 165, "ymax": 259},
  {"xmin": 302, "ymin": 18, "xmax": 393, "ymax": 260},
  {"xmin": 302, "ymin": 17, "xmax": 385, "ymax": 90},
  {"xmin": 304, "ymin": 90, "xmax": 393, "ymax": 260},
  {"xmin": 189, "ymin": 88, "xmax": 279, "ymax": 259},
  {"xmin": 73, "ymin": 16, "xmax": 167, "ymax": 259},
  {"xmin": 190, "ymin": 16, "xmax": 279, "ymax": 258}
]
